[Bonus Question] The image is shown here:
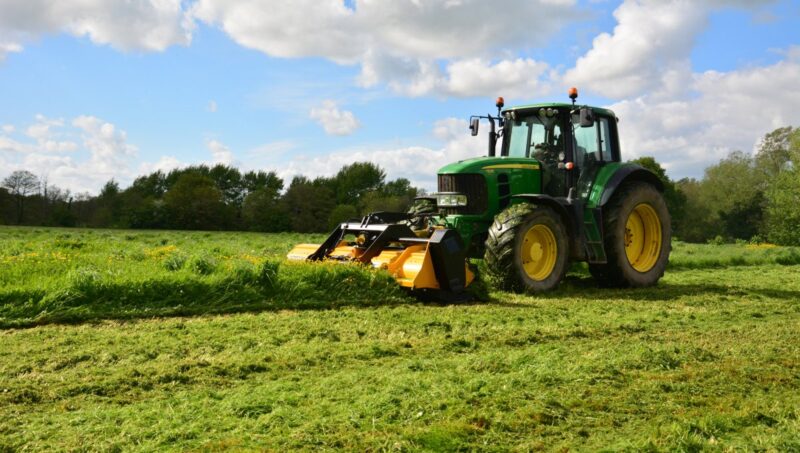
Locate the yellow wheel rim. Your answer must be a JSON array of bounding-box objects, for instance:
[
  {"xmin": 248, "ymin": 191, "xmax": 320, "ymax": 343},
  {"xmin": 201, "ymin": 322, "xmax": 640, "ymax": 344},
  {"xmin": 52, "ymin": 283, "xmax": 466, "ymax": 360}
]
[
  {"xmin": 521, "ymin": 224, "xmax": 558, "ymax": 281},
  {"xmin": 624, "ymin": 203, "xmax": 662, "ymax": 272}
]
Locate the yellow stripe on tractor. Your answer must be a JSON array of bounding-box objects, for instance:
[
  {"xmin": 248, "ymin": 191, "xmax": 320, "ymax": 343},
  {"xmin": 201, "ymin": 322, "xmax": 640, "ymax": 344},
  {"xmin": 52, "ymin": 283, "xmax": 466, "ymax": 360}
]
[{"xmin": 286, "ymin": 212, "xmax": 474, "ymax": 296}]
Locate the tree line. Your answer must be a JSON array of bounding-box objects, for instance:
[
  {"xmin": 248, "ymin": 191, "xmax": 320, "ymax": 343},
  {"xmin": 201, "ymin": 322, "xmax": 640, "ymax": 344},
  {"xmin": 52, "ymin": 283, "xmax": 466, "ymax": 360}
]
[
  {"xmin": 2, "ymin": 126, "xmax": 799, "ymax": 244},
  {"xmin": 0, "ymin": 162, "xmax": 419, "ymax": 233},
  {"xmin": 632, "ymin": 126, "xmax": 800, "ymax": 246}
]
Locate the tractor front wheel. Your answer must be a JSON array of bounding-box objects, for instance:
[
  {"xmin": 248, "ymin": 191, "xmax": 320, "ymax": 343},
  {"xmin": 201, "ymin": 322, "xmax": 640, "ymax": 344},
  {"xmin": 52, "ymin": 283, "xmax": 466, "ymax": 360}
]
[
  {"xmin": 590, "ymin": 182, "xmax": 671, "ymax": 287},
  {"xmin": 484, "ymin": 203, "xmax": 569, "ymax": 292}
]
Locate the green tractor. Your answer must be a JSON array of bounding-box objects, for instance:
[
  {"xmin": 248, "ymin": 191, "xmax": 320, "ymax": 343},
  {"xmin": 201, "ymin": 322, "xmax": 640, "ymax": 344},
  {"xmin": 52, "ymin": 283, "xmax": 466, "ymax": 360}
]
[{"xmin": 289, "ymin": 88, "xmax": 670, "ymax": 295}]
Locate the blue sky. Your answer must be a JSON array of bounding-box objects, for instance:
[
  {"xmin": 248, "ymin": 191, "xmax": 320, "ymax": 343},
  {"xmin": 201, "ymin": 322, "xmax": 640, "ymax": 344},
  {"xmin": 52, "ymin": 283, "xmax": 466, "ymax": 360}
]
[{"xmin": 0, "ymin": 0, "xmax": 799, "ymax": 193}]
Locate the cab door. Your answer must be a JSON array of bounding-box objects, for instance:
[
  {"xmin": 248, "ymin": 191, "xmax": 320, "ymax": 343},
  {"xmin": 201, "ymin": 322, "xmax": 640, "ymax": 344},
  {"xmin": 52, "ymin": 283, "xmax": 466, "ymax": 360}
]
[{"xmin": 570, "ymin": 114, "xmax": 617, "ymax": 197}]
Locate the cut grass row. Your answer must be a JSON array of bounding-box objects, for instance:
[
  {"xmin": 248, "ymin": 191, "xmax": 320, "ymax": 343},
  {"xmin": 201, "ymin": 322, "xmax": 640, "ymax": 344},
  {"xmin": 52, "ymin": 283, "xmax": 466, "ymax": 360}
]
[
  {"xmin": 2, "ymin": 226, "xmax": 800, "ymax": 328},
  {"xmin": 2, "ymin": 264, "xmax": 799, "ymax": 451}
]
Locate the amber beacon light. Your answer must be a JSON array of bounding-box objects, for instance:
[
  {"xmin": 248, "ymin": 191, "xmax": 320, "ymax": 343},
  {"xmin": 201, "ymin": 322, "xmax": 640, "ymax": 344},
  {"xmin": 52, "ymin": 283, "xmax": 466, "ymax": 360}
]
[{"xmin": 568, "ymin": 87, "xmax": 578, "ymax": 100}]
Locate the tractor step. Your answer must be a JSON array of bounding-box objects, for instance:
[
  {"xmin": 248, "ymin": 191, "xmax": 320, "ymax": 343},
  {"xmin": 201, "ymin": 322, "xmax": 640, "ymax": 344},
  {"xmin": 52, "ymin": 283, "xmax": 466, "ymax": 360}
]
[{"xmin": 583, "ymin": 208, "xmax": 607, "ymax": 264}]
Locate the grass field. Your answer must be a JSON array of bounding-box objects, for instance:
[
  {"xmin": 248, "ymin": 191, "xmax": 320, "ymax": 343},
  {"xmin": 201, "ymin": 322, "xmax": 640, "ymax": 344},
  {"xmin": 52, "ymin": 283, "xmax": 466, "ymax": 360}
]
[{"xmin": 1, "ymin": 226, "xmax": 799, "ymax": 451}]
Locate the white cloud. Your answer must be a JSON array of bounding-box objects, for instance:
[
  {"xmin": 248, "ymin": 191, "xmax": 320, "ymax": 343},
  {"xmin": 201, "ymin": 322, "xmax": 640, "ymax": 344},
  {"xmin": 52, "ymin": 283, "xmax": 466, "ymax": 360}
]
[
  {"xmin": 206, "ymin": 100, "xmax": 218, "ymax": 113},
  {"xmin": 309, "ymin": 100, "xmax": 360, "ymax": 136},
  {"xmin": 193, "ymin": 0, "xmax": 580, "ymax": 97},
  {"xmin": 0, "ymin": 135, "xmax": 33, "ymax": 153},
  {"xmin": 191, "ymin": 0, "xmax": 359, "ymax": 62},
  {"xmin": 352, "ymin": 0, "xmax": 577, "ymax": 60},
  {"xmin": 206, "ymin": 139, "xmax": 234, "ymax": 165},
  {"xmin": 72, "ymin": 116, "xmax": 137, "ymax": 162},
  {"xmin": 564, "ymin": 1, "xmax": 706, "ymax": 99},
  {"xmin": 444, "ymin": 58, "xmax": 552, "ymax": 98},
  {"xmin": 1, "ymin": 124, "xmax": 14, "ymax": 134},
  {"xmin": 0, "ymin": 114, "xmax": 140, "ymax": 193},
  {"xmin": 564, "ymin": 0, "xmax": 775, "ymax": 99},
  {"xmin": 193, "ymin": 0, "xmax": 577, "ymax": 61},
  {"xmin": 247, "ymin": 140, "xmax": 296, "ymax": 156},
  {"xmin": 23, "ymin": 115, "xmax": 79, "ymax": 152},
  {"xmin": 357, "ymin": 54, "xmax": 555, "ymax": 98},
  {"xmin": 611, "ymin": 57, "xmax": 800, "ymax": 178},
  {"xmin": 138, "ymin": 155, "xmax": 183, "ymax": 175},
  {"xmin": 0, "ymin": 41, "xmax": 23, "ymax": 60},
  {"xmin": 0, "ymin": 0, "xmax": 192, "ymax": 60}
]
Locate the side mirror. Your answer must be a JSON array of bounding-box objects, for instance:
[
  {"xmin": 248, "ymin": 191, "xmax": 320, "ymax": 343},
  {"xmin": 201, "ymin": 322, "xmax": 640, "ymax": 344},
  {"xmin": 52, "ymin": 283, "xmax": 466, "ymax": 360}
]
[
  {"xmin": 469, "ymin": 117, "xmax": 480, "ymax": 136},
  {"xmin": 579, "ymin": 108, "xmax": 595, "ymax": 128}
]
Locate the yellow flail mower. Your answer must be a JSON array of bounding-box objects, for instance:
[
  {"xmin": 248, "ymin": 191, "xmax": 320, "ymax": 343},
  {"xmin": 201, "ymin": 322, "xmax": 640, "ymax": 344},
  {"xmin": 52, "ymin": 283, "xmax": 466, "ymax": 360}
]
[{"xmin": 288, "ymin": 212, "xmax": 475, "ymax": 298}]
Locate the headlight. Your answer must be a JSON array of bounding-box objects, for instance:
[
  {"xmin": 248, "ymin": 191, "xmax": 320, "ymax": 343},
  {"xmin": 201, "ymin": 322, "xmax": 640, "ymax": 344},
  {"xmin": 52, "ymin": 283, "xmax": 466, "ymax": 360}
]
[{"xmin": 435, "ymin": 193, "xmax": 468, "ymax": 207}]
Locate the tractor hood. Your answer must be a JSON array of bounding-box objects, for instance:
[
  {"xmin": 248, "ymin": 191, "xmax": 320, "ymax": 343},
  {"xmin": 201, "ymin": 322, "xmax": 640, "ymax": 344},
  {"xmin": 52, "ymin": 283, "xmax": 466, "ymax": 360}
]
[{"xmin": 438, "ymin": 156, "xmax": 541, "ymax": 174}]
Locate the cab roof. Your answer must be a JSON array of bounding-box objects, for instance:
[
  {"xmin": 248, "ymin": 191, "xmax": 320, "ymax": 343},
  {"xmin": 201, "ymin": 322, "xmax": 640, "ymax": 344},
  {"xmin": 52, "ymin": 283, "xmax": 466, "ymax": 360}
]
[{"xmin": 503, "ymin": 102, "xmax": 616, "ymax": 118}]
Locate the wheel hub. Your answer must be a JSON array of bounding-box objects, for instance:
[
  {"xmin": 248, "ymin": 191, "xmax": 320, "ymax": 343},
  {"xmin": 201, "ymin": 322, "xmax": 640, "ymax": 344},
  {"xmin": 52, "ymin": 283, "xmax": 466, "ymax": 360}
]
[
  {"xmin": 624, "ymin": 203, "xmax": 662, "ymax": 272},
  {"xmin": 522, "ymin": 224, "xmax": 557, "ymax": 281}
]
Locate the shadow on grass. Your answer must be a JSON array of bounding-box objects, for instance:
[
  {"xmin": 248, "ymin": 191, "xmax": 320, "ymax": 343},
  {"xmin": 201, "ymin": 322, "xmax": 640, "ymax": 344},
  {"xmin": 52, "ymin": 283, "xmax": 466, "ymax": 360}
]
[
  {"xmin": 0, "ymin": 261, "xmax": 411, "ymax": 329},
  {"xmin": 3, "ymin": 261, "xmax": 798, "ymax": 329},
  {"xmin": 523, "ymin": 275, "xmax": 800, "ymax": 303}
]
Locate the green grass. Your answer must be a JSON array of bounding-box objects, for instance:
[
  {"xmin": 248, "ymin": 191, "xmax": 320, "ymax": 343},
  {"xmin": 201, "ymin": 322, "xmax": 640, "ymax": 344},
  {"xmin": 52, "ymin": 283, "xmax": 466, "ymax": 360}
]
[
  {"xmin": 669, "ymin": 240, "xmax": 800, "ymax": 269},
  {"xmin": 0, "ymin": 227, "xmax": 408, "ymax": 328},
  {"xmin": 1, "ymin": 226, "xmax": 799, "ymax": 451}
]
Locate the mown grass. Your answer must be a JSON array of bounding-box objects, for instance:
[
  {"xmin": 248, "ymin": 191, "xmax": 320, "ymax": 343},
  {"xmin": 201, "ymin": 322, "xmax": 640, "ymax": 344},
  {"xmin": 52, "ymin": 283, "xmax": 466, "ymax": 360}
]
[
  {"xmin": 0, "ymin": 227, "xmax": 408, "ymax": 328},
  {"xmin": 1, "ymin": 226, "xmax": 799, "ymax": 451},
  {"xmin": 2, "ymin": 227, "xmax": 799, "ymax": 328},
  {"xmin": 668, "ymin": 240, "xmax": 800, "ymax": 269}
]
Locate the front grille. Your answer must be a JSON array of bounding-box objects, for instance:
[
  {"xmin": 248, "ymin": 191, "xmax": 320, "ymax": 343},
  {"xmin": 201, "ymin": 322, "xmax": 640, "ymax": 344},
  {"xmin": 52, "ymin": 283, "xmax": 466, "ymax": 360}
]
[{"xmin": 437, "ymin": 173, "xmax": 488, "ymax": 215}]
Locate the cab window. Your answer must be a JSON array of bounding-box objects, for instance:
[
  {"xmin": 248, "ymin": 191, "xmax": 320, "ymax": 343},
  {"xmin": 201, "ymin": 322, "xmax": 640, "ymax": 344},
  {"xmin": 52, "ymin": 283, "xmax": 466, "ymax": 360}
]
[
  {"xmin": 507, "ymin": 120, "xmax": 532, "ymax": 158},
  {"xmin": 506, "ymin": 117, "xmax": 562, "ymax": 159},
  {"xmin": 598, "ymin": 118, "xmax": 613, "ymax": 162},
  {"xmin": 572, "ymin": 115, "xmax": 615, "ymax": 163}
]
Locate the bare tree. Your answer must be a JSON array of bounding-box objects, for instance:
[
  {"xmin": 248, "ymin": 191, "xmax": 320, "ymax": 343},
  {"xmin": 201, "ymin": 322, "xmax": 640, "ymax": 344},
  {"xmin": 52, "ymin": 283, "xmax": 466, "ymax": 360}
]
[{"xmin": 2, "ymin": 170, "xmax": 40, "ymax": 224}]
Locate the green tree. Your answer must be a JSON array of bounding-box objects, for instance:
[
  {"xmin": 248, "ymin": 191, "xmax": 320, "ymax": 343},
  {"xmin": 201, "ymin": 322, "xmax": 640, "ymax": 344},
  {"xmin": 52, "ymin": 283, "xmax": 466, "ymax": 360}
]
[
  {"xmin": 242, "ymin": 190, "xmax": 289, "ymax": 232},
  {"xmin": 243, "ymin": 170, "xmax": 283, "ymax": 194},
  {"xmin": 764, "ymin": 170, "xmax": 800, "ymax": 245},
  {"xmin": 91, "ymin": 180, "xmax": 121, "ymax": 227},
  {"xmin": 327, "ymin": 204, "xmax": 358, "ymax": 230},
  {"xmin": 382, "ymin": 178, "xmax": 417, "ymax": 198},
  {"xmin": 242, "ymin": 174, "xmax": 288, "ymax": 232},
  {"xmin": 118, "ymin": 173, "xmax": 168, "ymax": 228},
  {"xmin": 164, "ymin": 173, "xmax": 232, "ymax": 230},
  {"xmin": 334, "ymin": 162, "xmax": 386, "ymax": 206},
  {"xmin": 207, "ymin": 164, "xmax": 244, "ymax": 206},
  {"xmin": 2, "ymin": 170, "xmax": 39, "ymax": 224},
  {"xmin": 0, "ymin": 187, "xmax": 13, "ymax": 224},
  {"xmin": 764, "ymin": 128, "xmax": 800, "ymax": 245},
  {"xmin": 699, "ymin": 151, "xmax": 765, "ymax": 241},
  {"xmin": 282, "ymin": 176, "xmax": 336, "ymax": 233},
  {"xmin": 755, "ymin": 126, "xmax": 795, "ymax": 181},
  {"xmin": 129, "ymin": 171, "xmax": 168, "ymax": 198}
]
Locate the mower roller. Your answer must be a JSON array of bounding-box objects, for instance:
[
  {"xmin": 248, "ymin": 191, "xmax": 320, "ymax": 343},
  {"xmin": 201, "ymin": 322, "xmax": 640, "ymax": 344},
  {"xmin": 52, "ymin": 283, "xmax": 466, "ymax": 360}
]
[{"xmin": 288, "ymin": 88, "xmax": 671, "ymax": 297}]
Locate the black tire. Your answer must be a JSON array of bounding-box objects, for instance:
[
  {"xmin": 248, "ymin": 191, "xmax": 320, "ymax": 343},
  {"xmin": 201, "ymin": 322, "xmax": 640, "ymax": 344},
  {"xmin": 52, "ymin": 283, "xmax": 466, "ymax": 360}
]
[
  {"xmin": 484, "ymin": 203, "xmax": 569, "ymax": 292},
  {"xmin": 589, "ymin": 182, "xmax": 671, "ymax": 287}
]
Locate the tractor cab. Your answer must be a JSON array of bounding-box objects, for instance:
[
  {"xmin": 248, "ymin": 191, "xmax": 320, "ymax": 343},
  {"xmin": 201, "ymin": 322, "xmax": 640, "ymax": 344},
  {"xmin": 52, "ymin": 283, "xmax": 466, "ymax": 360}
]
[{"xmin": 497, "ymin": 95, "xmax": 621, "ymax": 202}]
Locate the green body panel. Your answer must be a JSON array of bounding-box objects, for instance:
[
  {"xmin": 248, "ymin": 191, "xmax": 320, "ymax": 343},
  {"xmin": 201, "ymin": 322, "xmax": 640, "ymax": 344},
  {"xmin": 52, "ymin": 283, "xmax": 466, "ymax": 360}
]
[
  {"xmin": 585, "ymin": 162, "xmax": 624, "ymax": 208},
  {"xmin": 438, "ymin": 156, "xmax": 542, "ymax": 254}
]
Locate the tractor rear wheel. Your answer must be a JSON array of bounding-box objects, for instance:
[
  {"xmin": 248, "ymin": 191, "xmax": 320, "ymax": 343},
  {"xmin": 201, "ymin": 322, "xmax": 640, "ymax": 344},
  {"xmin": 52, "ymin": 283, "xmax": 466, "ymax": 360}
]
[
  {"xmin": 589, "ymin": 182, "xmax": 671, "ymax": 287},
  {"xmin": 484, "ymin": 203, "xmax": 569, "ymax": 292}
]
